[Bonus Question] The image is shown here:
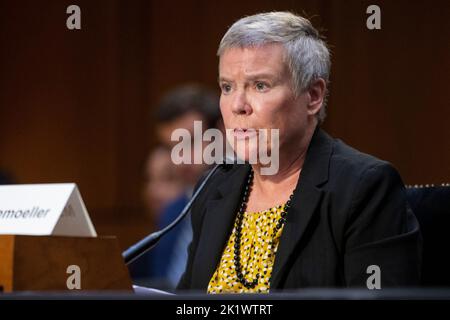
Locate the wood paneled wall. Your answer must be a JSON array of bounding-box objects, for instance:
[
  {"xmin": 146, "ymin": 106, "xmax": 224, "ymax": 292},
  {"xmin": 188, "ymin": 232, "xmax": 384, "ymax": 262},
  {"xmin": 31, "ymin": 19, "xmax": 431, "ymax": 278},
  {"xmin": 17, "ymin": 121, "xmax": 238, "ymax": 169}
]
[{"xmin": 0, "ymin": 0, "xmax": 449, "ymax": 248}]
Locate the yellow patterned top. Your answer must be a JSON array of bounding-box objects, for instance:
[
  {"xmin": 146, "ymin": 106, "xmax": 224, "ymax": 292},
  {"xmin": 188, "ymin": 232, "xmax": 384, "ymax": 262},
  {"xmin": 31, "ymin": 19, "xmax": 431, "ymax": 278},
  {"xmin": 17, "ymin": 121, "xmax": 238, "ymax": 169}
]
[{"xmin": 207, "ymin": 203, "xmax": 287, "ymax": 294}]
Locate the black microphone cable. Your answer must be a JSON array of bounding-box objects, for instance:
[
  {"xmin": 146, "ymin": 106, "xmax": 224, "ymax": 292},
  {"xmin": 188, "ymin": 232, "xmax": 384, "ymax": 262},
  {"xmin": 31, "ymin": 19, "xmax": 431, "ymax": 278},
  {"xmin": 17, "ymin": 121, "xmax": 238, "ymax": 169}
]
[{"xmin": 122, "ymin": 162, "xmax": 227, "ymax": 265}]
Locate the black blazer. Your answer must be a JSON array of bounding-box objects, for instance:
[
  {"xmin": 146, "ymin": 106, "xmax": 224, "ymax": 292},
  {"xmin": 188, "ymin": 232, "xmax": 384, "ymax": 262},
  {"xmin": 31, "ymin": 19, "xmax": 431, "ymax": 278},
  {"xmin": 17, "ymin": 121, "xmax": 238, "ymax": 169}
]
[{"xmin": 177, "ymin": 128, "xmax": 422, "ymax": 291}]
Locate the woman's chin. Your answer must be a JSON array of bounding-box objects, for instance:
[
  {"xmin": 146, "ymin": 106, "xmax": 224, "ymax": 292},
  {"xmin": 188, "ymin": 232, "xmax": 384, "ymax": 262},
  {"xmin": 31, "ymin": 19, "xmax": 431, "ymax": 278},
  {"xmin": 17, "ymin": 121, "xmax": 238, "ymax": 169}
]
[{"xmin": 234, "ymin": 147, "xmax": 260, "ymax": 164}]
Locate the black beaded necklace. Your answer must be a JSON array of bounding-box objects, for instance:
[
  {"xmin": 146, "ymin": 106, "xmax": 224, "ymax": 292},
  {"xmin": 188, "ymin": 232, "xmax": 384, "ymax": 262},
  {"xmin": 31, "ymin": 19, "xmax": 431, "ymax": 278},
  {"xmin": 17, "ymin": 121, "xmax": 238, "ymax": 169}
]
[{"xmin": 233, "ymin": 168, "xmax": 294, "ymax": 289}]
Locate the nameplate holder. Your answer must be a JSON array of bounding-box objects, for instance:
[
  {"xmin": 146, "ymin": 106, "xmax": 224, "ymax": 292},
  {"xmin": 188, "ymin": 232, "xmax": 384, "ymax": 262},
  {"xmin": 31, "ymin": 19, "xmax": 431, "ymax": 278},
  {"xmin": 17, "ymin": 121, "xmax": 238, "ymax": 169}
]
[{"xmin": 0, "ymin": 183, "xmax": 96, "ymax": 237}]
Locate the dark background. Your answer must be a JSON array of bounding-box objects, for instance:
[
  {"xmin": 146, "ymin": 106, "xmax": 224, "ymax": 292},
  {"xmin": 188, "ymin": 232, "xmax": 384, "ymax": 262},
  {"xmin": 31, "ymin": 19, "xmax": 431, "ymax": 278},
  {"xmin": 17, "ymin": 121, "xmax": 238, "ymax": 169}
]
[{"xmin": 0, "ymin": 0, "xmax": 449, "ymax": 249}]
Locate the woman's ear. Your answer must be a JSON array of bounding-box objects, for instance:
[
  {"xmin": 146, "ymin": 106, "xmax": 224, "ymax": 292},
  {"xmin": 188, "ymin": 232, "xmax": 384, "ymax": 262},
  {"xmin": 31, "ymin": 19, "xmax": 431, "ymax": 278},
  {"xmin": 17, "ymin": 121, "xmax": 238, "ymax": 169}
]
[{"xmin": 307, "ymin": 78, "xmax": 327, "ymax": 116}]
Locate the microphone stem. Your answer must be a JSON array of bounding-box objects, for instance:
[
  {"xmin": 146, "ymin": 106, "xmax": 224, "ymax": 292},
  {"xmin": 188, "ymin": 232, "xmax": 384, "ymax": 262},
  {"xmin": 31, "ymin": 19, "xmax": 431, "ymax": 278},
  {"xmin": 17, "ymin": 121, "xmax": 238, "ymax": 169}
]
[{"xmin": 122, "ymin": 163, "xmax": 223, "ymax": 265}]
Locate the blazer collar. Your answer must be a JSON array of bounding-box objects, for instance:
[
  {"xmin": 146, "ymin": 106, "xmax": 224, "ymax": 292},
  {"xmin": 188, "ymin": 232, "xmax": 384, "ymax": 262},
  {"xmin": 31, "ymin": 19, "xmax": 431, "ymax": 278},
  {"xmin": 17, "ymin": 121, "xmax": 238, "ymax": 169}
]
[
  {"xmin": 270, "ymin": 127, "xmax": 333, "ymax": 288},
  {"xmin": 192, "ymin": 127, "xmax": 334, "ymax": 290},
  {"xmin": 192, "ymin": 164, "xmax": 250, "ymax": 289},
  {"xmin": 298, "ymin": 126, "xmax": 332, "ymax": 187}
]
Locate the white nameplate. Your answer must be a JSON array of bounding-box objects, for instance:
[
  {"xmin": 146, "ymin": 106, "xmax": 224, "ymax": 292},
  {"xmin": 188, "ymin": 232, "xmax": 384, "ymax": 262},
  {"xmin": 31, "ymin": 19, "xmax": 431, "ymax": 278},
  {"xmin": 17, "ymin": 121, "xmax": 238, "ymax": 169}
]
[{"xmin": 0, "ymin": 183, "xmax": 97, "ymax": 237}]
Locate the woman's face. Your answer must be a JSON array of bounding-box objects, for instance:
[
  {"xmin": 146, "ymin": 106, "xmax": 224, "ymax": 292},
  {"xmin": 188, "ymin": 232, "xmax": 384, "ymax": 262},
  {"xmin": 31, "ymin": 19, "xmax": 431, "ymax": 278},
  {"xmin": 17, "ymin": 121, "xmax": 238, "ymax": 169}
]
[{"xmin": 218, "ymin": 43, "xmax": 312, "ymax": 163}]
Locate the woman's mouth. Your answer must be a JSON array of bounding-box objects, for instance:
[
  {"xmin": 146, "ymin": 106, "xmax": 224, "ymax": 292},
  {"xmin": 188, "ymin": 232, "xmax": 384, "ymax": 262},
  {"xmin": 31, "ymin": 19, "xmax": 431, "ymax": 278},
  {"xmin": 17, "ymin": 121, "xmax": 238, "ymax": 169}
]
[{"xmin": 233, "ymin": 128, "xmax": 257, "ymax": 140}]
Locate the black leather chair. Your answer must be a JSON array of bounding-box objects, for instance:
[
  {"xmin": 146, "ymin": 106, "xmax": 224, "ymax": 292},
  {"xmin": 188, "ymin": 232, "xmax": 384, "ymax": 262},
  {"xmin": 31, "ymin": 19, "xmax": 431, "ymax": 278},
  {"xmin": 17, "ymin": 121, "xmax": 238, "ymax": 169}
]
[{"xmin": 406, "ymin": 184, "xmax": 450, "ymax": 287}]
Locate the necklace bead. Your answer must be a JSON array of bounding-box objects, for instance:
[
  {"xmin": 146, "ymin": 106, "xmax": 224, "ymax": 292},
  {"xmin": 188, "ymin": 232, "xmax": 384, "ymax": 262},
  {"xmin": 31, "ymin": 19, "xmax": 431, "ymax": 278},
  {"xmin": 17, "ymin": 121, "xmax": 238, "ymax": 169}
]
[{"xmin": 233, "ymin": 168, "xmax": 293, "ymax": 289}]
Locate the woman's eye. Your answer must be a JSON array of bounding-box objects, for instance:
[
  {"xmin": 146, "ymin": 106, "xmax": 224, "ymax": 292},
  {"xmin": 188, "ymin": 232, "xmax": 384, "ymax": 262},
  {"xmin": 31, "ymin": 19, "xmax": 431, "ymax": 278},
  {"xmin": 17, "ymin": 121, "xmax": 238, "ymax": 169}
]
[
  {"xmin": 221, "ymin": 83, "xmax": 232, "ymax": 93},
  {"xmin": 255, "ymin": 82, "xmax": 268, "ymax": 91}
]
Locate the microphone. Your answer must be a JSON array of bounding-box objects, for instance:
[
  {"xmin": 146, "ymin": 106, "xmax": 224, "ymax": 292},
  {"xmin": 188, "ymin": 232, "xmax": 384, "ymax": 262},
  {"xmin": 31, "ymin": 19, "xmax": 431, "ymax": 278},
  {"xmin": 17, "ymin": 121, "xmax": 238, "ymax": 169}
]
[{"xmin": 122, "ymin": 162, "xmax": 228, "ymax": 265}]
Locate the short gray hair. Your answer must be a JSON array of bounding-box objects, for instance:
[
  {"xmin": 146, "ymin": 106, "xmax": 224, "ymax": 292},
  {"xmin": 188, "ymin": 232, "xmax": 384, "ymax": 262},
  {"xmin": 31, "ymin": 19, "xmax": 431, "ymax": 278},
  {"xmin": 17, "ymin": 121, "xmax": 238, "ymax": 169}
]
[{"xmin": 218, "ymin": 12, "xmax": 331, "ymax": 123}]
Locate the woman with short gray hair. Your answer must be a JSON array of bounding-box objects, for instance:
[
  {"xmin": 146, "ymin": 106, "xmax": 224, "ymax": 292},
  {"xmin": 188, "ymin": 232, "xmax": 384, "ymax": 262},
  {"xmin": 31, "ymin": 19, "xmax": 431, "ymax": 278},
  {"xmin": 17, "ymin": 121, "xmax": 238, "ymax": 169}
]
[{"xmin": 178, "ymin": 12, "xmax": 421, "ymax": 294}]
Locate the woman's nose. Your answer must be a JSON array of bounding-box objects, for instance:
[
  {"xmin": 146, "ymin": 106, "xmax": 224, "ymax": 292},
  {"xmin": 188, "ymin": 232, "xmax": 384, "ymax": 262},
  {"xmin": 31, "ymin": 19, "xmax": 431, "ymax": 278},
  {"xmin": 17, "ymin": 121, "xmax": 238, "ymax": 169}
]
[{"xmin": 231, "ymin": 90, "xmax": 252, "ymax": 116}]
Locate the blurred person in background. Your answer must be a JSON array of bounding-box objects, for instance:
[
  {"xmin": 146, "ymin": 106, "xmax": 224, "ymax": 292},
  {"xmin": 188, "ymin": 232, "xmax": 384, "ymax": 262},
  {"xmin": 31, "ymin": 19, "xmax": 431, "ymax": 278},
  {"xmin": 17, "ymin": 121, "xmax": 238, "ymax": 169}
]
[
  {"xmin": 130, "ymin": 84, "xmax": 222, "ymax": 290},
  {"xmin": 128, "ymin": 146, "xmax": 185, "ymax": 285},
  {"xmin": 141, "ymin": 146, "xmax": 184, "ymax": 221}
]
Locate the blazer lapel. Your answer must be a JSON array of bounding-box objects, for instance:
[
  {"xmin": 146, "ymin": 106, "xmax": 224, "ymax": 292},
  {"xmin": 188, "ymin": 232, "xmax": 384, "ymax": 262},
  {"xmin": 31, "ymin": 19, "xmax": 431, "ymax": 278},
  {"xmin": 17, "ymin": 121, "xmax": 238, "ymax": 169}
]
[
  {"xmin": 191, "ymin": 128, "xmax": 333, "ymax": 290},
  {"xmin": 192, "ymin": 165, "xmax": 251, "ymax": 289},
  {"xmin": 271, "ymin": 128, "xmax": 333, "ymax": 288}
]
